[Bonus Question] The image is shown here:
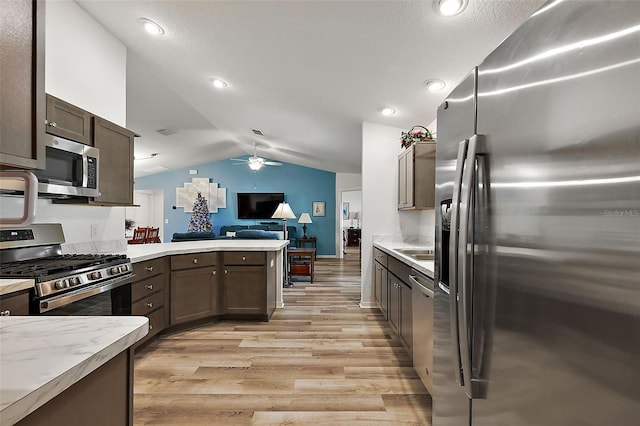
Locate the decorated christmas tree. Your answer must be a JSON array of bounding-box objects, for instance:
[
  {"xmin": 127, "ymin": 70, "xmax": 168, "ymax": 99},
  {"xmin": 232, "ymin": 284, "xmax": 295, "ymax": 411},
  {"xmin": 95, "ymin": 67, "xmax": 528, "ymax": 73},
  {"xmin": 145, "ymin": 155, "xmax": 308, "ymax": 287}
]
[{"xmin": 187, "ymin": 192, "xmax": 212, "ymax": 232}]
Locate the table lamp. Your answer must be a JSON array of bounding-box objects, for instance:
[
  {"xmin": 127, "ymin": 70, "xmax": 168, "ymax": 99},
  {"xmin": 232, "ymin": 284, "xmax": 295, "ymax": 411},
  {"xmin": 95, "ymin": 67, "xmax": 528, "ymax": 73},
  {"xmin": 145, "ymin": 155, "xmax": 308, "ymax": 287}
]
[
  {"xmin": 271, "ymin": 202, "xmax": 297, "ymax": 288},
  {"xmin": 298, "ymin": 212, "xmax": 312, "ymax": 238}
]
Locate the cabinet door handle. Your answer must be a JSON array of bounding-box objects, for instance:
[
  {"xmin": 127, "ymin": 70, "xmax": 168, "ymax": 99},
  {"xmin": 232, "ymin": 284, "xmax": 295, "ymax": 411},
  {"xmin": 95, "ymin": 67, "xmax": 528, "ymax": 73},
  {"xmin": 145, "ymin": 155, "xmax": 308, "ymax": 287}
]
[
  {"xmin": 145, "ymin": 266, "xmax": 154, "ymax": 272},
  {"xmin": 242, "ymin": 256, "xmax": 246, "ymax": 261},
  {"xmin": 193, "ymin": 258, "xmax": 198, "ymax": 264},
  {"xmin": 212, "ymin": 270, "xmax": 216, "ymax": 275},
  {"xmin": 224, "ymin": 270, "xmax": 228, "ymax": 274},
  {"xmin": 0, "ymin": 310, "xmax": 10, "ymax": 316},
  {"xmin": 49, "ymin": 121, "xmax": 57, "ymax": 127},
  {"xmin": 149, "ymin": 324, "xmax": 153, "ymax": 331},
  {"xmin": 147, "ymin": 302, "xmax": 153, "ymax": 308},
  {"xmin": 146, "ymin": 284, "xmax": 153, "ymax": 290}
]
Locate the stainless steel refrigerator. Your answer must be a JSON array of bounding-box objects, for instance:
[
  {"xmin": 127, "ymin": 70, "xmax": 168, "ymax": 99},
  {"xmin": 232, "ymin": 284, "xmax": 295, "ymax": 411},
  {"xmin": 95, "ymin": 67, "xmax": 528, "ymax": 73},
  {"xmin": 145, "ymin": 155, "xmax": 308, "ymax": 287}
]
[{"xmin": 433, "ymin": 1, "xmax": 640, "ymax": 425}]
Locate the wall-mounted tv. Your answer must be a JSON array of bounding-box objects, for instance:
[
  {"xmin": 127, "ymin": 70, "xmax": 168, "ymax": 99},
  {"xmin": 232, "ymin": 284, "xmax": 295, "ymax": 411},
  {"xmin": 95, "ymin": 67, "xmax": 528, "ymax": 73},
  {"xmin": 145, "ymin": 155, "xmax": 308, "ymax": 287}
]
[{"xmin": 237, "ymin": 192, "xmax": 285, "ymax": 219}]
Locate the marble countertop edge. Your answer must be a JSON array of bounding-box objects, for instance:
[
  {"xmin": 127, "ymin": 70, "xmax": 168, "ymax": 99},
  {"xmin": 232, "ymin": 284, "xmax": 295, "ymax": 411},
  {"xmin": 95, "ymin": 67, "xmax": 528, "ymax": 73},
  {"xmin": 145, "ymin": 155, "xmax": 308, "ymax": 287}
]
[
  {"xmin": 0, "ymin": 279, "xmax": 34, "ymax": 297},
  {"xmin": 0, "ymin": 316, "xmax": 148, "ymax": 426},
  {"xmin": 127, "ymin": 240, "xmax": 289, "ymax": 263}
]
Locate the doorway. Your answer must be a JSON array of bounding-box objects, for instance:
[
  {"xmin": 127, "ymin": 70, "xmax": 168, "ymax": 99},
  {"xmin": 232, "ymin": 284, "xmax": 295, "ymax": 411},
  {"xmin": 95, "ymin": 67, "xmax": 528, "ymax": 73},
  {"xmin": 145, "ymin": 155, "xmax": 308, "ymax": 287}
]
[
  {"xmin": 340, "ymin": 189, "xmax": 362, "ymax": 259},
  {"xmin": 125, "ymin": 190, "xmax": 165, "ymax": 241}
]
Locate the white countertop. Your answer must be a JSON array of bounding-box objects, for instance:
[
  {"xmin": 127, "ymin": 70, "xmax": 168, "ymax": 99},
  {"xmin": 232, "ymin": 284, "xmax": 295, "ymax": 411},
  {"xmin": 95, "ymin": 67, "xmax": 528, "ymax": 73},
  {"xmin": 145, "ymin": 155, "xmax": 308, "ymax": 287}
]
[
  {"xmin": 0, "ymin": 279, "xmax": 34, "ymax": 297},
  {"xmin": 0, "ymin": 316, "xmax": 148, "ymax": 425},
  {"xmin": 373, "ymin": 241, "xmax": 435, "ymax": 279},
  {"xmin": 126, "ymin": 239, "xmax": 289, "ymax": 263}
]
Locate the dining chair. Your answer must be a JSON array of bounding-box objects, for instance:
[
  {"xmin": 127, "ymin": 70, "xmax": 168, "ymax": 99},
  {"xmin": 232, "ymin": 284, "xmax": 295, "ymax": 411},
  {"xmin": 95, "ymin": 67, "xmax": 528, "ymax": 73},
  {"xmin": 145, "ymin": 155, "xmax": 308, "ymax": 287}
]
[
  {"xmin": 128, "ymin": 227, "xmax": 148, "ymax": 244},
  {"xmin": 145, "ymin": 227, "xmax": 160, "ymax": 244}
]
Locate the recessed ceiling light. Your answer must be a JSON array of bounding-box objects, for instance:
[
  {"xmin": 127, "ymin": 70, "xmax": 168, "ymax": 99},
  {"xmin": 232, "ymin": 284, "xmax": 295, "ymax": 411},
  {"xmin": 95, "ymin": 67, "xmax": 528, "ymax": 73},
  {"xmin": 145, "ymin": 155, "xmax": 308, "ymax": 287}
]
[
  {"xmin": 434, "ymin": 0, "xmax": 468, "ymax": 17},
  {"xmin": 139, "ymin": 18, "xmax": 165, "ymax": 36},
  {"xmin": 381, "ymin": 107, "xmax": 396, "ymax": 116},
  {"xmin": 212, "ymin": 78, "xmax": 228, "ymax": 89},
  {"xmin": 425, "ymin": 79, "xmax": 446, "ymax": 92}
]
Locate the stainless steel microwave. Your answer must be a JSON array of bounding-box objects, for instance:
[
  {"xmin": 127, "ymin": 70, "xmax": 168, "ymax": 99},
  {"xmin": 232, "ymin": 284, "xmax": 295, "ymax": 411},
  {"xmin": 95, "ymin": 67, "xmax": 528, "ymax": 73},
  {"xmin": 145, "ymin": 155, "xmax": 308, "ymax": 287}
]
[{"xmin": 31, "ymin": 135, "xmax": 100, "ymax": 198}]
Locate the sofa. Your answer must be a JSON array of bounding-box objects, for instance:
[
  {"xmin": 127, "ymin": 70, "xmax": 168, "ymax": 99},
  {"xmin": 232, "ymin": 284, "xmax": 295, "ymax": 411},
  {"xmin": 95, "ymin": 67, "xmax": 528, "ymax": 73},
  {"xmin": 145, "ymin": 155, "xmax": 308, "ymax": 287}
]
[
  {"xmin": 219, "ymin": 224, "xmax": 298, "ymax": 246},
  {"xmin": 171, "ymin": 226, "xmax": 295, "ymax": 244}
]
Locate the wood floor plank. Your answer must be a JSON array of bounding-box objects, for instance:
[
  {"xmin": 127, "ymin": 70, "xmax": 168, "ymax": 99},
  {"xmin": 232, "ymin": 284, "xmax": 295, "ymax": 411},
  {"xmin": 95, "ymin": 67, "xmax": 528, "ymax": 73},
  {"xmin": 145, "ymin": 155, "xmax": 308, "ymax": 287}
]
[{"xmin": 133, "ymin": 247, "xmax": 431, "ymax": 425}]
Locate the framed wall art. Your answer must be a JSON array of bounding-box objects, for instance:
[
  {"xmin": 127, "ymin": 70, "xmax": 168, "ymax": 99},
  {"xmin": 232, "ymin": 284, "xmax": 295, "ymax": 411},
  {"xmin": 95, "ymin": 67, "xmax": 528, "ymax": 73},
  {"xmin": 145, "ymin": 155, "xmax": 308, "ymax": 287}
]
[{"xmin": 312, "ymin": 201, "xmax": 326, "ymax": 217}]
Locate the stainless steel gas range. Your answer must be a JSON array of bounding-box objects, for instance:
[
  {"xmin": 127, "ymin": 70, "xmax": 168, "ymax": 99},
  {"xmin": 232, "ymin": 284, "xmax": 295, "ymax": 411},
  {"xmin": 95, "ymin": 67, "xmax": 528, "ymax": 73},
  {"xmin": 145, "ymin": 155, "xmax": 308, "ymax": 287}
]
[{"xmin": 0, "ymin": 224, "xmax": 133, "ymax": 315}]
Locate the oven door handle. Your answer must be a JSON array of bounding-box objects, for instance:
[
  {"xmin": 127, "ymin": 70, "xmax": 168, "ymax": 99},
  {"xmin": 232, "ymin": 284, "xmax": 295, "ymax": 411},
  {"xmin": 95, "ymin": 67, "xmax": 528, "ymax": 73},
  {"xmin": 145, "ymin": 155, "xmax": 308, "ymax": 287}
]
[{"xmin": 39, "ymin": 274, "xmax": 133, "ymax": 313}]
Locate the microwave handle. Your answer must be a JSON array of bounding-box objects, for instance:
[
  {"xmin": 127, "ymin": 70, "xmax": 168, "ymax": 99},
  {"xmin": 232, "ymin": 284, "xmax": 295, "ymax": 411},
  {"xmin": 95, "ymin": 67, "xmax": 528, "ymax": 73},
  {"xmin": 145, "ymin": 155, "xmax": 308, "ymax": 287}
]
[{"xmin": 0, "ymin": 171, "xmax": 37, "ymax": 227}]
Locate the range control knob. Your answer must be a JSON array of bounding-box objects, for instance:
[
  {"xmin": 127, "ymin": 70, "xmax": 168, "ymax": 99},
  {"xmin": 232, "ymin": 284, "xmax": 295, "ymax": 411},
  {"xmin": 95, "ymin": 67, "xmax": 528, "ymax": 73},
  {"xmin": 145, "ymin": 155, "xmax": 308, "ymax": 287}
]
[
  {"xmin": 89, "ymin": 271, "xmax": 102, "ymax": 280},
  {"xmin": 109, "ymin": 267, "xmax": 120, "ymax": 275},
  {"xmin": 69, "ymin": 277, "xmax": 81, "ymax": 286},
  {"xmin": 54, "ymin": 280, "xmax": 66, "ymax": 290},
  {"xmin": 119, "ymin": 264, "xmax": 129, "ymax": 273}
]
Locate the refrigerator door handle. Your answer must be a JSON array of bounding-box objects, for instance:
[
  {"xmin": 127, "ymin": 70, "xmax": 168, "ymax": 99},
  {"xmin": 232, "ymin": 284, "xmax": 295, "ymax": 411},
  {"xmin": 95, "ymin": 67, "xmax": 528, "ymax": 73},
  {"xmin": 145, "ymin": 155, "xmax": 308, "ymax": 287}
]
[
  {"xmin": 449, "ymin": 139, "xmax": 468, "ymax": 386},
  {"xmin": 457, "ymin": 134, "xmax": 479, "ymax": 398}
]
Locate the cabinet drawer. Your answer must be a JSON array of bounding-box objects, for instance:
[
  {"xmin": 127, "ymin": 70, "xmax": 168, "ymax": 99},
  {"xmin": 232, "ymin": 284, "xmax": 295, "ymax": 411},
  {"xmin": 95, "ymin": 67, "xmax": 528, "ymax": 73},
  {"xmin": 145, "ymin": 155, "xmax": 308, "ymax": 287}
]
[
  {"xmin": 171, "ymin": 252, "xmax": 217, "ymax": 270},
  {"xmin": 132, "ymin": 291, "xmax": 164, "ymax": 316},
  {"xmin": 135, "ymin": 307, "xmax": 165, "ymax": 348},
  {"xmin": 223, "ymin": 251, "xmax": 266, "ymax": 266},
  {"xmin": 373, "ymin": 247, "xmax": 388, "ymax": 267},
  {"xmin": 133, "ymin": 258, "xmax": 165, "ymax": 280},
  {"xmin": 0, "ymin": 290, "xmax": 30, "ymax": 316},
  {"xmin": 388, "ymin": 256, "xmax": 412, "ymax": 285},
  {"xmin": 131, "ymin": 274, "xmax": 164, "ymax": 302},
  {"xmin": 146, "ymin": 307, "xmax": 165, "ymax": 339}
]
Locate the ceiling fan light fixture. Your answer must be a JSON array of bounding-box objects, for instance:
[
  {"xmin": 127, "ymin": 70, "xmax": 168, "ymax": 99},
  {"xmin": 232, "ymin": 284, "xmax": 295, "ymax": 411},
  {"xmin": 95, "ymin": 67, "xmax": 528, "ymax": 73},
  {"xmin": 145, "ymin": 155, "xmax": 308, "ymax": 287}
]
[
  {"xmin": 381, "ymin": 107, "xmax": 396, "ymax": 116},
  {"xmin": 134, "ymin": 153, "xmax": 158, "ymax": 161},
  {"xmin": 434, "ymin": 0, "xmax": 468, "ymax": 17},
  {"xmin": 248, "ymin": 162, "xmax": 263, "ymax": 171},
  {"xmin": 139, "ymin": 18, "xmax": 165, "ymax": 36},
  {"xmin": 425, "ymin": 79, "xmax": 446, "ymax": 92},
  {"xmin": 212, "ymin": 78, "xmax": 228, "ymax": 89}
]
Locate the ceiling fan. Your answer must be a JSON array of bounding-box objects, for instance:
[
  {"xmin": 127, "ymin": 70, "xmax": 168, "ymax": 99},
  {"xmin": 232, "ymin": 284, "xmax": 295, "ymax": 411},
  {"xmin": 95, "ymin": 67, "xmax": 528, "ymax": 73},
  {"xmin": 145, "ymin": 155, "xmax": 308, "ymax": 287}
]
[{"xmin": 231, "ymin": 143, "xmax": 282, "ymax": 171}]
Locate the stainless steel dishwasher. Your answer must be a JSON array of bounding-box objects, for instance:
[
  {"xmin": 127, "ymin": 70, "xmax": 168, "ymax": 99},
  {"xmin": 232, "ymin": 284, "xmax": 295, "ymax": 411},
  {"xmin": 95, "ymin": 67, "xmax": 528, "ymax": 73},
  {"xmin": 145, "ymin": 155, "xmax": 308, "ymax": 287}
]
[{"xmin": 409, "ymin": 268, "xmax": 434, "ymax": 395}]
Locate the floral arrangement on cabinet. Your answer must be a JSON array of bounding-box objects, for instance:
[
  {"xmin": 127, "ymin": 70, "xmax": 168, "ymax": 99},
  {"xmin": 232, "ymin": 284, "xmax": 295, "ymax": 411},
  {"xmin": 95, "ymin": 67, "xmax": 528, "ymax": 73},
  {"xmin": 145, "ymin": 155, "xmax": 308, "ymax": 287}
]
[{"xmin": 400, "ymin": 125, "xmax": 434, "ymax": 148}]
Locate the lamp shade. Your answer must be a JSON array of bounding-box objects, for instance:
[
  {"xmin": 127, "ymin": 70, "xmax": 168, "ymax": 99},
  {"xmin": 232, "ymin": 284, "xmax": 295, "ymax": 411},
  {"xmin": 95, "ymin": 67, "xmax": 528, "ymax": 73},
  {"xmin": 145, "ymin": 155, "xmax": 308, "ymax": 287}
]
[
  {"xmin": 298, "ymin": 212, "xmax": 312, "ymax": 224},
  {"xmin": 271, "ymin": 202, "xmax": 296, "ymax": 219}
]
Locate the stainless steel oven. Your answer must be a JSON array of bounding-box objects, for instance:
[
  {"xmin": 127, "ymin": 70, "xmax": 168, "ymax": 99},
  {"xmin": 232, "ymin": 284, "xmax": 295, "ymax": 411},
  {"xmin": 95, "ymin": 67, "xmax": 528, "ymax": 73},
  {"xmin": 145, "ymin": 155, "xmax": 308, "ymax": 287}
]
[
  {"xmin": 39, "ymin": 274, "xmax": 132, "ymax": 316},
  {"xmin": 0, "ymin": 224, "xmax": 133, "ymax": 316}
]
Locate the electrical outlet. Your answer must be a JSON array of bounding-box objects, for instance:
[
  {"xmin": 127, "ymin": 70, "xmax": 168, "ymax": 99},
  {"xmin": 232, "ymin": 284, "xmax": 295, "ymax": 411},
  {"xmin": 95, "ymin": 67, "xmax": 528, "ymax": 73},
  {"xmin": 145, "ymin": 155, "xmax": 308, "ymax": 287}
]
[
  {"xmin": 90, "ymin": 224, "xmax": 98, "ymax": 238},
  {"xmin": 165, "ymin": 219, "xmax": 169, "ymax": 224}
]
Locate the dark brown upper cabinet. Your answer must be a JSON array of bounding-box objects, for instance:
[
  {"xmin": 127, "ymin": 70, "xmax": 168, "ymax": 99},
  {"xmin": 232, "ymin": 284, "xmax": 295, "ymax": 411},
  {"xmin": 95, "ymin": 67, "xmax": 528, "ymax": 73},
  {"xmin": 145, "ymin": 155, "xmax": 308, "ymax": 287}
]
[
  {"xmin": 92, "ymin": 117, "xmax": 136, "ymax": 206},
  {"xmin": 45, "ymin": 95, "xmax": 92, "ymax": 145},
  {"xmin": 0, "ymin": 0, "xmax": 46, "ymax": 169}
]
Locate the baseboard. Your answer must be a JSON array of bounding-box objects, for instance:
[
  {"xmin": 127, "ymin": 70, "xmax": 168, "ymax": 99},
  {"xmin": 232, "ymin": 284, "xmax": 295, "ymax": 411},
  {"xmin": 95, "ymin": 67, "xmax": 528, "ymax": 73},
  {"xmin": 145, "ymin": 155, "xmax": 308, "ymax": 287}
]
[{"xmin": 359, "ymin": 301, "xmax": 378, "ymax": 309}]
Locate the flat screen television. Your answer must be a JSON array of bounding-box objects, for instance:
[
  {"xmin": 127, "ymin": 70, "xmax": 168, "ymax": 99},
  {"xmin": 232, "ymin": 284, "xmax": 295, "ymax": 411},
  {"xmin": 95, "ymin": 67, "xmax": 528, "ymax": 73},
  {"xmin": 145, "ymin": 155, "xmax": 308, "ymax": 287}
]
[{"xmin": 237, "ymin": 192, "xmax": 285, "ymax": 219}]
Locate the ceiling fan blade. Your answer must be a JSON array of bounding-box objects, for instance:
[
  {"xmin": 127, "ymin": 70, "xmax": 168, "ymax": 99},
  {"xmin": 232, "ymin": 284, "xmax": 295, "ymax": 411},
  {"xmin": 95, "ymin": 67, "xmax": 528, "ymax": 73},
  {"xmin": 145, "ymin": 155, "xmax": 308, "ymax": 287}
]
[
  {"xmin": 229, "ymin": 158, "xmax": 249, "ymax": 162},
  {"xmin": 264, "ymin": 161, "xmax": 282, "ymax": 166}
]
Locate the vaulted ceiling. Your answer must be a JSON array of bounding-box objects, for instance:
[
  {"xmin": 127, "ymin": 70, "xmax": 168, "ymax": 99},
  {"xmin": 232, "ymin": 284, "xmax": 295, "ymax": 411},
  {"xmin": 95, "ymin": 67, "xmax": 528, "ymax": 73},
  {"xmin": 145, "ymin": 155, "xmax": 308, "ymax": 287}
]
[{"xmin": 77, "ymin": 0, "xmax": 546, "ymax": 177}]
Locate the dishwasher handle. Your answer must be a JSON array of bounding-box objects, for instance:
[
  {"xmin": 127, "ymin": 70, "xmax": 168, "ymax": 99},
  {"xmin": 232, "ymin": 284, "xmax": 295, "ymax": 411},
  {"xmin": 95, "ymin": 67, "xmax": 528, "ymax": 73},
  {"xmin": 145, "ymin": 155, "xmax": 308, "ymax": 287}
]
[{"xmin": 408, "ymin": 274, "xmax": 434, "ymax": 298}]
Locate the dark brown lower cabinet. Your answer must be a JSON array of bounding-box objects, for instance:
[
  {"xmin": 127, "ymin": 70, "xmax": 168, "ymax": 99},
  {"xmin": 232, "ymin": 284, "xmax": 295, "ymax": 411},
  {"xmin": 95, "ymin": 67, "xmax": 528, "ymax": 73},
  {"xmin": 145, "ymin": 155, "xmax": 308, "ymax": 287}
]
[
  {"xmin": 223, "ymin": 251, "xmax": 276, "ymax": 321},
  {"xmin": 16, "ymin": 349, "xmax": 134, "ymax": 426},
  {"xmin": 388, "ymin": 273, "xmax": 401, "ymax": 335},
  {"xmin": 400, "ymin": 280, "xmax": 413, "ymax": 355},
  {"xmin": 170, "ymin": 267, "xmax": 219, "ymax": 325}
]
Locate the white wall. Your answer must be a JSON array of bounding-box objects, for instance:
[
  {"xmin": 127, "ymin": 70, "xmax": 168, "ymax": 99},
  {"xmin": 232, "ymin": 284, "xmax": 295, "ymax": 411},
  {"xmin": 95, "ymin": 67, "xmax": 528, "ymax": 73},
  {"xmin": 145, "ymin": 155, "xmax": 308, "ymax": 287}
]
[
  {"xmin": 360, "ymin": 122, "xmax": 436, "ymax": 307},
  {"xmin": 0, "ymin": 2, "xmax": 128, "ymax": 249},
  {"xmin": 45, "ymin": 1, "xmax": 127, "ymax": 126},
  {"xmin": 335, "ymin": 173, "xmax": 361, "ymax": 257}
]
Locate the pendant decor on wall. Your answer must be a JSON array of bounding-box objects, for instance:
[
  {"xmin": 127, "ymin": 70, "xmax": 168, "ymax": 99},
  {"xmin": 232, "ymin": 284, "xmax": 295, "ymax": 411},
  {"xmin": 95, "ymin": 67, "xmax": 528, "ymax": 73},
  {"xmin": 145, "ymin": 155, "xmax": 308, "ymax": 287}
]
[{"xmin": 175, "ymin": 177, "xmax": 227, "ymax": 213}]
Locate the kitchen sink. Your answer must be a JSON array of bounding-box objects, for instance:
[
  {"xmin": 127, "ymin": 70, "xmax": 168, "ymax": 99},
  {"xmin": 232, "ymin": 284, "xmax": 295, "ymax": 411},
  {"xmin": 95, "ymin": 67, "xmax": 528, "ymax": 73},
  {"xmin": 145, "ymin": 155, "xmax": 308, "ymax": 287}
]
[{"xmin": 394, "ymin": 248, "xmax": 435, "ymax": 261}]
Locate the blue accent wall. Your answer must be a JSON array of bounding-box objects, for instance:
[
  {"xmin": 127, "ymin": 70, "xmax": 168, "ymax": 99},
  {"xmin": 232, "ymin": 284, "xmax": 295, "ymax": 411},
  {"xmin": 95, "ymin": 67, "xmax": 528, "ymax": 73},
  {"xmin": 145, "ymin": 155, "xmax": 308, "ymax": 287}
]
[{"xmin": 134, "ymin": 158, "xmax": 336, "ymax": 255}]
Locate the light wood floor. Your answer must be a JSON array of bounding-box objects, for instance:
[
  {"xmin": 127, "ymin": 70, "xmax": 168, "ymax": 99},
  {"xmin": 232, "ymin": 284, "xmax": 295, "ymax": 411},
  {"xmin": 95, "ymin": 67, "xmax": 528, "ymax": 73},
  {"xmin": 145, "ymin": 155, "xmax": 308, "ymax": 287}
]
[{"xmin": 133, "ymin": 246, "xmax": 432, "ymax": 425}]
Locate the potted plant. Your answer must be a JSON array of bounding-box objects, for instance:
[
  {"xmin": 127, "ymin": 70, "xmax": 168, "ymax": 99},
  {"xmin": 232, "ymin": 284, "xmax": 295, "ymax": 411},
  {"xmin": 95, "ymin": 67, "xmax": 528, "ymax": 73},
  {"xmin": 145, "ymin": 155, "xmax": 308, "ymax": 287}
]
[{"xmin": 400, "ymin": 125, "xmax": 434, "ymax": 149}]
